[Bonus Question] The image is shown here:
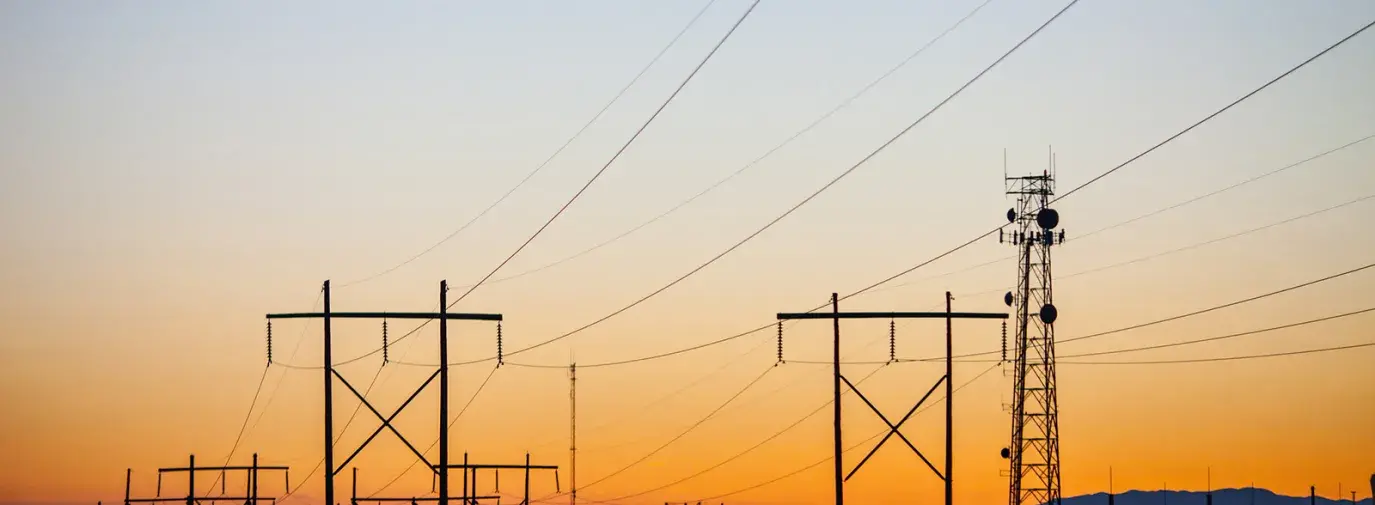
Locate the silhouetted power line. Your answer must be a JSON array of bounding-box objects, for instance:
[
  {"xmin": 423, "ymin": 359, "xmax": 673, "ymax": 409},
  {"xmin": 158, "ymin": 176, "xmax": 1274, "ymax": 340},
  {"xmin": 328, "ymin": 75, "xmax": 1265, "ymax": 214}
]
[
  {"xmin": 583, "ymin": 364, "xmax": 895, "ymax": 503},
  {"xmin": 867, "ymin": 132, "xmax": 1375, "ymax": 295},
  {"xmin": 337, "ymin": 0, "xmax": 721, "ymax": 289},
  {"xmin": 499, "ymin": 0, "xmax": 1082, "ymax": 361},
  {"xmin": 439, "ymin": 0, "xmax": 998, "ymax": 293},
  {"xmin": 1058, "ymin": 261, "xmax": 1375, "ymax": 346},
  {"xmin": 1058, "ymin": 341, "xmax": 1375, "ymax": 365},
  {"xmin": 892, "ymin": 260, "xmax": 1375, "ymax": 362},
  {"xmin": 314, "ymin": 1, "xmax": 761, "ymax": 374},
  {"xmin": 368, "ymin": 364, "xmax": 502, "ymax": 497},
  {"xmin": 1056, "ymin": 306, "xmax": 1375, "ymax": 359},
  {"xmin": 682, "ymin": 363, "xmax": 1002, "ymax": 503},
  {"xmin": 448, "ymin": 0, "xmax": 761, "ymax": 308},
  {"xmin": 1074, "ymin": 133, "xmax": 1375, "ymax": 241},
  {"xmin": 571, "ymin": 366, "xmax": 774, "ymax": 493},
  {"xmin": 947, "ymin": 191, "xmax": 1375, "ymax": 301},
  {"xmin": 294, "ymin": 3, "xmax": 1375, "ymax": 374}
]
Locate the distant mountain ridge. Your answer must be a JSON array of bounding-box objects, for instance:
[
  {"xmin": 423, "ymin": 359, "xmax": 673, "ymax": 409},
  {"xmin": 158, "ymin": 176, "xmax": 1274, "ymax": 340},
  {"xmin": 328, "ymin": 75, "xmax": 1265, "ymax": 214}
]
[{"xmin": 1063, "ymin": 488, "xmax": 1372, "ymax": 505}]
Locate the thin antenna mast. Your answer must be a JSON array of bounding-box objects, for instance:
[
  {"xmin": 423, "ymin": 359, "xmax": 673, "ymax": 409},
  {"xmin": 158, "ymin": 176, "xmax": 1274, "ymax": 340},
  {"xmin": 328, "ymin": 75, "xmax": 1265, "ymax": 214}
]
[{"xmin": 569, "ymin": 362, "xmax": 577, "ymax": 505}]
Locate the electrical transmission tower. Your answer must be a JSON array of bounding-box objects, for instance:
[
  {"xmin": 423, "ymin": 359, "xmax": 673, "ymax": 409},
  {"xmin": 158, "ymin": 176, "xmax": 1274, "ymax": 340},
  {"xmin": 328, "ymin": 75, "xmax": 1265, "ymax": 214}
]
[
  {"xmin": 776, "ymin": 292, "xmax": 1007, "ymax": 505},
  {"xmin": 1001, "ymin": 154, "xmax": 1065, "ymax": 505}
]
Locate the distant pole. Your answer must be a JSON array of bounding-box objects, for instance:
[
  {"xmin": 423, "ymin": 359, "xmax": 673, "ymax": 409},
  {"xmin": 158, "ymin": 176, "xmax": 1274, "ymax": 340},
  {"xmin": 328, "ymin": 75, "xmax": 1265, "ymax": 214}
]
[
  {"xmin": 187, "ymin": 455, "xmax": 195, "ymax": 505},
  {"xmin": 1313, "ymin": 486, "xmax": 1317, "ymax": 505},
  {"xmin": 1207, "ymin": 467, "xmax": 1212, "ymax": 505},
  {"xmin": 945, "ymin": 291, "xmax": 954, "ymax": 505},
  {"xmin": 252, "ymin": 453, "xmax": 259, "ymax": 505},
  {"xmin": 1108, "ymin": 467, "xmax": 1114, "ymax": 505},
  {"xmin": 524, "ymin": 453, "xmax": 531, "ymax": 505},
  {"xmin": 323, "ymin": 280, "xmax": 335, "ymax": 505},
  {"xmin": 439, "ymin": 281, "xmax": 449, "ymax": 505},
  {"xmin": 570, "ymin": 362, "xmax": 577, "ymax": 505},
  {"xmin": 831, "ymin": 292, "xmax": 843, "ymax": 505},
  {"xmin": 125, "ymin": 469, "xmax": 131, "ymax": 505}
]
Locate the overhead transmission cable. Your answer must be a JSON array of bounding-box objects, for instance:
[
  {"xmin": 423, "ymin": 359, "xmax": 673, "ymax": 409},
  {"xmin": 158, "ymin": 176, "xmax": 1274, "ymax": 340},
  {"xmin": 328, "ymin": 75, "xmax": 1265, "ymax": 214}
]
[
  {"xmin": 571, "ymin": 326, "xmax": 894, "ymax": 457},
  {"xmin": 204, "ymin": 291, "xmax": 322, "ymax": 495},
  {"xmin": 575, "ymin": 365, "xmax": 774, "ymax": 491},
  {"xmin": 683, "ymin": 343, "xmax": 1375, "ymax": 500},
  {"xmin": 1059, "ymin": 342, "xmax": 1375, "ymax": 365},
  {"xmin": 337, "ymin": 0, "xmax": 720, "ymax": 288},
  {"xmin": 684, "ymin": 362, "xmax": 1002, "ymax": 503},
  {"xmin": 278, "ymin": 362, "xmax": 388, "ymax": 502},
  {"xmin": 1058, "ymin": 260, "xmax": 1375, "ymax": 346},
  {"xmin": 944, "ymin": 191, "xmax": 1375, "ymax": 301},
  {"xmin": 837, "ymin": 16, "xmax": 1375, "ymax": 309},
  {"xmin": 443, "ymin": 0, "xmax": 997, "ymax": 292},
  {"xmin": 201, "ymin": 365, "xmax": 269, "ymax": 497},
  {"xmin": 323, "ymin": 0, "xmax": 760, "ymax": 372},
  {"xmin": 369, "ymin": 364, "xmax": 502, "ymax": 497},
  {"xmin": 880, "ymin": 260, "xmax": 1375, "ymax": 363},
  {"xmin": 865, "ymin": 131, "xmax": 1375, "ymax": 296},
  {"xmin": 323, "ymin": 5, "xmax": 1374, "ymax": 372},
  {"xmin": 447, "ymin": 0, "xmax": 761, "ymax": 307},
  {"xmin": 501, "ymin": 0, "xmax": 1083, "ymax": 360},
  {"xmin": 534, "ymin": 13, "xmax": 1375, "ymax": 369},
  {"xmin": 1057, "ymin": 306, "xmax": 1375, "ymax": 359},
  {"xmin": 587, "ymin": 363, "xmax": 895, "ymax": 503},
  {"xmin": 1075, "ymin": 132, "xmax": 1375, "ymax": 240}
]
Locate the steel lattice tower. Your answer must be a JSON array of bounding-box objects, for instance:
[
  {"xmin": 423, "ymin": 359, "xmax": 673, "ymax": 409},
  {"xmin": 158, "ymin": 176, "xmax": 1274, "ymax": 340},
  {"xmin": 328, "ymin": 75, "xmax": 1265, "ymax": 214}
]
[{"xmin": 1003, "ymin": 162, "xmax": 1063, "ymax": 505}]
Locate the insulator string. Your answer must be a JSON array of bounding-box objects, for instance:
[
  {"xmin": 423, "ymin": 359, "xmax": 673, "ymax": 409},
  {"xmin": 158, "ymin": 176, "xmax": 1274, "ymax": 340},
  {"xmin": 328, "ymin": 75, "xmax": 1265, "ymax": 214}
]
[
  {"xmin": 1001, "ymin": 320, "xmax": 1008, "ymax": 362},
  {"xmin": 266, "ymin": 321, "xmax": 273, "ymax": 365},
  {"xmin": 775, "ymin": 321, "xmax": 784, "ymax": 365},
  {"xmin": 888, "ymin": 319, "xmax": 896, "ymax": 364}
]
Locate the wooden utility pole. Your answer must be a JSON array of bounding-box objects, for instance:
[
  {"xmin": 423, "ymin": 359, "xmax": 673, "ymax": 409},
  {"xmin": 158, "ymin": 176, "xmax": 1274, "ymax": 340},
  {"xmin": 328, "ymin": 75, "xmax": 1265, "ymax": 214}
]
[{"xmin": 266, "ymin": 280, "xmax": 502, "ymax": 505}]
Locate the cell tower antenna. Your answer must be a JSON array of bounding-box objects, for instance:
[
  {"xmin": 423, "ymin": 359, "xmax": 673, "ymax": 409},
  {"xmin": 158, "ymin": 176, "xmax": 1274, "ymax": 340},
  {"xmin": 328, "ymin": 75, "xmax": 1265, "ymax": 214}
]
[{"xmin": 1001, "ymin": 153, "xmax": 1064, "ymax": 505}]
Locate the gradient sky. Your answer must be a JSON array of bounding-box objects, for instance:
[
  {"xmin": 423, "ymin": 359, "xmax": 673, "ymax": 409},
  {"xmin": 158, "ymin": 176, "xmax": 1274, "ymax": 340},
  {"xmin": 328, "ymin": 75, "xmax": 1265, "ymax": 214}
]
[{"xmin": 2, "ymin": 1, "xmax": 1374, "ymax": 504}]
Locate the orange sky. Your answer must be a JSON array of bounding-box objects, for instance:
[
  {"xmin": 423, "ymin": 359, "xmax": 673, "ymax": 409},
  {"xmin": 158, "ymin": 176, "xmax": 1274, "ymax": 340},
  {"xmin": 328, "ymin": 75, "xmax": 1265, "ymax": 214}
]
[{"xmin": 2, "ymin": 1, "xmax": 1375, "ymax": 504}]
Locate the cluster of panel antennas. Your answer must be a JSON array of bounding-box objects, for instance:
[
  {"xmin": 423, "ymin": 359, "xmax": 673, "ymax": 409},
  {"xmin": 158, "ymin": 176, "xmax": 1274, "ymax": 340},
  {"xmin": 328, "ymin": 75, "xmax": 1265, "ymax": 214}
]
[
  {"xmin": 999, "ymin": 207, "xmax": 1065, "ymax": 246},
  {"xmin": 1000, "ymin": 206, "xmax": 1061, "ymax": 331}
]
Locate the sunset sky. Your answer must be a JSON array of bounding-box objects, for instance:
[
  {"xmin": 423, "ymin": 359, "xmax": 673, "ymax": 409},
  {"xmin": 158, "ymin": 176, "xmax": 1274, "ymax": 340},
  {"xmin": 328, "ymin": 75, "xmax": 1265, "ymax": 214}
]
[{"xmin": 2, "ymin": 1, "xmax": 1374, "ymax": 504}]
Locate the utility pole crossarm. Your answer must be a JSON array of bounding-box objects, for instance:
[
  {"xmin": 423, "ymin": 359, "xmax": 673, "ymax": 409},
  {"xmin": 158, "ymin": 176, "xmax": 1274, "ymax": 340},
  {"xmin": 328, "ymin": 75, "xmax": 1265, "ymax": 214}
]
[
  {"xmin": 777, "ymin": 311, "xmax": 1006, "ymax": 320},
  {"xmin": 265, "ymin": 311, "xmax": 501, "ymax": 321},
  {"xmin": 157, "ymin": 466, "xmax": 289, "ymax": 472},
  {"xmin": 432, "ymin": 464, "xmax": 558, "ymax": 470}
]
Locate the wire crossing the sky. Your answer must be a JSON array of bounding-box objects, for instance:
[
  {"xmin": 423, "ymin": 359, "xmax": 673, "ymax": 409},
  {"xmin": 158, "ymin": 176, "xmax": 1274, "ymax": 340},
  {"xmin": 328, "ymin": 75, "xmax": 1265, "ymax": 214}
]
[
  {"xmin": 499, "ymin": 0, "xmax": 1083, "ymax": 360},
  {"xmin": 337, "ymin": 0, "xmax": 721, "ymax": 289},
  {"xmin": 437, "ymin": 0, "xmax": 998, "ymax": 293},
  {"xmin": 303, "ymin": 12, "xmax": 1375, "ymax": 371},
  {"xmin": 448, "ymin": 0, "xmax": 761, "ymax": 308}
]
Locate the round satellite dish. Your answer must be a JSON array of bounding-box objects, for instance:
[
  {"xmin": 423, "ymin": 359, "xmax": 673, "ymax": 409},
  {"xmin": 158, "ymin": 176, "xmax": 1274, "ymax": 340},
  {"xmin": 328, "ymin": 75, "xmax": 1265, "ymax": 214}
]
[
  {"xmin": 1039, "ymin": 303, "xmax": 1058, "ymax": 324},
  {"xmin": 1004, "ymin": 292, "xmax": 1014, "ymax": 306},
  {"xmin": 1036, "ymin": 208, "xmax": 1059, "ymax": 229},
  {"xmin": 1000, "ymin": 447, "xmax": 1011, "ymax": 459},
  {"xmin": 1006, "ymin": 209, "xmax": 1017, "ymax": 223}
]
